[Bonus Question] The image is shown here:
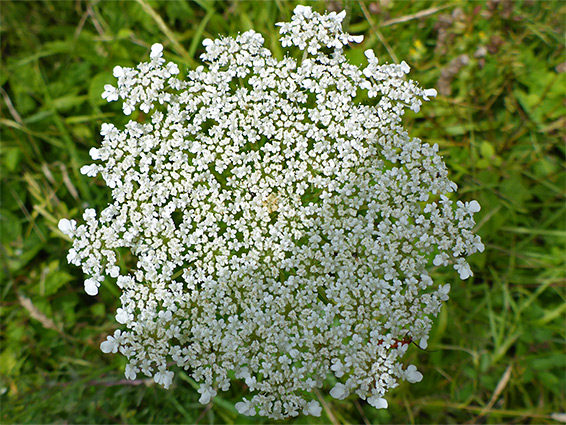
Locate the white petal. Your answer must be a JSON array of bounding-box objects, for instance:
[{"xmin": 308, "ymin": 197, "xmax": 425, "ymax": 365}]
[
  {"xmin": 89, "ymin": 147, "xmax": 101, "ymax": 160},
  {"xmin": 109, "ymin": 266, "xmax": 120, "ymax": 278},
  {"xmin": 364, "ymin": 49, "xmax": 376, "ymax": 60},
  {"xmin": 100, "ymin": 340, "xmax": 113, "ymax": 353},
  {"xmin": 350, "ymin": 35, "xmax": 364, "ymax": 43},
  {"xmin": 84, "ymin": 278, "xmax": 99, "ymax": 296},
  {"xmin": 304, "ymin": 400, "xmax": 322, "ymax": 416},
  {"xmin": 330, "ymin": 383, "xmax": 349, "ymax": 400},
  {"xmin": 235, "ymin": 400, "xmax": 255, "ymax": 416},
  {"xmin": 156, "ymin": 370, "xmax": 174, "ymax": 389},
  {"xmin": 150, "ymin": 43, "xmax": 164, "ymax": 59},
  {"xmin": 406, "ymin": 365, "xmax": 424, "ymax": 383},
  {"xmin": 424, "ymin": 88, "xmax": 438, "ymax": 98},
  {"xmin": 80, "ymin": 164, "xmax": 99, "ymax": 177},
  {"xmin": 115, "ymin": 308, "xmax": 129, "ymax": 324},
  {"xmin": 58, "ymin": 218, "xmax": 73, "ymax": 235},
  {"xmin": 125, "ymin": 364, "xmax": 137, "ymax": 380},
  {"xmin": 433, "ymin": 254, "xmax": 444, "ymax": 267},
  {"xmin": 113, "ymin": 66, "xmax": 124, "ymax": 78},
  {"xmin": 100, "ymin": 335, "xmax": 118, "ymax": 353},
  {"xmin": 367, "ymin": 395, "xmax": 388, "ymax": 409},
  {"xmin": 198, "ymin": 386, "xmax": 216, "ymax": 404},
  {"xmin": 468, "ymin": 200, "xmax": 481, "ymax": 213},
  {"xmin": 235, "ymin": 401, "xmax": 247, "ymax": 414}
]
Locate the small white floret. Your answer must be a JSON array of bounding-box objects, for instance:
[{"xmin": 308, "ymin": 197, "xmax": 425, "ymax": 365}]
[
  {"xmin": 154, "ymin": 370, "xmax": 174, "ymax": 389},
  {"xmin": 468, "ymin": 200, "xmax": 481, "ymax": 213},
  {"xmin": 150, "ymin": 43, "xmax": 164, "ymax": 59},
  {"xmin": 455, "ymin": 261, "xmax": 472, "ymax": 280},
  {"xmin": 109, "ymin": 266, "xmax": 120, "ymax": 278},
  {"xmin": 115, "ymin": 308, "xmax": 129, "ymax": 324},
  {"xmin": 294, "ymin": 5, "xmax": 312, "ymax": 17},
  {"xmin": 80, "ymin": 164, "xmax": 99, "ymax": 177},
  {"xmin": 331, "ymin": 359, "xmax": 345, "ymax": 377},
  {"xmin": 364, "ymin": 49, "xmax": 375, "ymax": 60},
  {"xmin": 125, "ymin": 363, "xmax": 138, "ymax": 380},
  {"xmin": 198, "ymin": 385, "xmax": 217, "ymax": 404},
  {"xmin": 303, "ymin": 400, "xmax": 322, "ymax": 416},
  {"xmin": 424, "ymin": 88, "xmax": 438, "ymax": 98},
  {"xmin": 350, "ymin": 35, "xmax": 364, "ymax": 43},
  {"xmin": 84, "ymin": 278, "xmax": 100, "ymax": 296},
  {"xmin": 405, "ymin": 365, "xmax": 424, "ymax": 383},
  {"xmin": 100, "ymin": 123, "xmax": 114, "ymax": 136},
  {"xmin": 330, "ymin": 383, "xmax": 349, "ymax": 400},
  {"xmin": 89, "ymin": 147, "xmax": 101, "ymax": 160},
  {"xmin": 367, "ymin": 395, "xmax": 388, "ymax": 409},
  {"xmin": 101, "ymin": 84, "xmax": 118, "ymax": 102},
  {"xmin": 433, "ymin": 254, "xmax": 445, "ymax": 267},
  {"xmin": 113, "ymin": 65, "xmax": 124, "ymax": 78},
  {"xmin": 100, "ymin": 330, "xmax": 121, "ymax": 353},
  {"xmin": 122, "ymin": 104, "xmax": 133, "ymax": 115},
  {"xmin": 438, "ymin": 284, "xmax": 451, "ymax": 301},
  {"xmin": 58, "ymin": 218, "xmax": 75, "ymax": 236},
  {"xmin": 235, "ymin": 399, "xmax": 256, "ymax": 416}
]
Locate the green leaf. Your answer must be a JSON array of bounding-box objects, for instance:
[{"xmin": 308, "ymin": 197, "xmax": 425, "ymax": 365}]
[
  {"xmin": 480, "ymin": 141, "xmax": 495, "ymax": 159},
  {"xmin": 0, "ymin": 209, "xmax": 22, "ymax": 245},
  {"xmin": 499, "ymin": 172, "xmax": 531, "ymax": 209},
  {"xmin": 1, "ymin": 146, "xmax": 22, "ymax": 172},
  {"xmin": 0, "ymin": 348, "xmax": 18, "ymax": 376},
  {"xmin": 51, "ymin": 95, "xmax": 88, "ymax": 112},
  {"xmin": 44, "ymin": 269, "xmax": 73, "ymax": 296}
]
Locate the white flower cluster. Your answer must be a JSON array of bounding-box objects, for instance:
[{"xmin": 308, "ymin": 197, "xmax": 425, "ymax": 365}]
[{"xmin": 59, "ymin": 6, "xmax": 484, "ymax": 419}]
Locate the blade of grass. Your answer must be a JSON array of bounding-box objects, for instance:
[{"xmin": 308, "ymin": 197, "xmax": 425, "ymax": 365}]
[
  {"xmin": 501, "ymin": 227, "xmax": 566, "ymax": 237},
  {"xmin": 135, "ymin": 0, "xmax": 191, "ymax": 63},
  {"xmin": 187, "ymin": 7, "xmax": 214, "ymax": 60},
  {"xmin": 357, "ymin": 0, "xmax": 398, "ymax": 63},
  {"xmin": 314, "ymin": 388, "xmax": 340, "ymax": 425},
  {"xmin": 169, "ymin": 396, "xmax": 194, "ymax": 424},
  {"xmin": 381, "ymin": 4, "xmax": 456, "ymax": 27},
  {"xmin": 534, "ymin": 303, "xmax": 566, "ymax": 326},
  {"xmin": 35, "ymin": 62, "xmax": 92, "ymax": 204},
  {"xmin": 470, "ymin": 365, "xmax": 513, "ymax": 423}
]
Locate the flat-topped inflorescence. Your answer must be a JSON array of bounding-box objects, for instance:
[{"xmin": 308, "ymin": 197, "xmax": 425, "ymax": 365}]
[{"xmin": 59, "ymin": 5, "xmax": 484, "ymax": 419}]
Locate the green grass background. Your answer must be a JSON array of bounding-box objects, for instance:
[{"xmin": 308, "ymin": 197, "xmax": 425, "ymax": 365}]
[{"xmin": 1, "ymin": 0, "xmax": 564, "ymax": 423}]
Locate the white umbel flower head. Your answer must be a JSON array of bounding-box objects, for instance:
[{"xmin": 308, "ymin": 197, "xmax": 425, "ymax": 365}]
[{"xmin": 60, "ymin": 5, "xmax": 483, "ymax": 419}]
